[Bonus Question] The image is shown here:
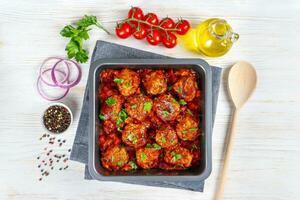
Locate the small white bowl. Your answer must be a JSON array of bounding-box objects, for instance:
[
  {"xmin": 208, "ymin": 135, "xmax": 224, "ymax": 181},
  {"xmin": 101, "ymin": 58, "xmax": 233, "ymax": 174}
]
[{"xmin": 41, "ymin": 102, "xmax": 73, "ymax": 134}]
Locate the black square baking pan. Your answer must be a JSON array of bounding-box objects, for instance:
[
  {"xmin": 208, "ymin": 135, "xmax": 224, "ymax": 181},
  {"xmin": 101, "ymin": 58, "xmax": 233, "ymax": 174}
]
[{"xmin": 88, "ymin": 58, "xmax": 212, "ymax": 182}]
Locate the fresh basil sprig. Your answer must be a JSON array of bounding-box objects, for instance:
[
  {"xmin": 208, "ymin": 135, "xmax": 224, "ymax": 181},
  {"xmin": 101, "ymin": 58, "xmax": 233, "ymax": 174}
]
[{"xmin": 60, "ymin": 15, "xmax": 110, "ymax": 63}]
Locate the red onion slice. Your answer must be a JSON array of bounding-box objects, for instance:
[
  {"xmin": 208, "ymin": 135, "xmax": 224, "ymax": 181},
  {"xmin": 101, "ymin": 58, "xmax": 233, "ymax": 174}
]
[
  {"xmin": 39, "ymin": 57, "xmax": 70, "ymax": 87},
  {"xmin": 37, "ymin": 69, "xmax": 70, "ymax": 101},
  {"xmin": 51, "ymin": 59, "xmax": 82, "ymax": 89}
]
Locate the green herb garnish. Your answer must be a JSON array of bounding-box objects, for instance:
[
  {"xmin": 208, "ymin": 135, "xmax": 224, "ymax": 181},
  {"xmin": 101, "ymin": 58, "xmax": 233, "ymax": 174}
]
[
  {"xmin": 179, "ymin": 99, "xmax": 187, "ymax": 105},
  {"xmin": 124, "ymin": 82, "xmax": 131, "ymax": 89},
  {"xmin": 117, "ymin": 161, "xmax": 123, "ymax": 166},
  {"xmin": 161, "ymin": 136, "xmax": 167, "ymax": 144},
  {"xmin": 114, "ymin": 78, "xmax": 124, "ymax": 84},
  {"xmin": 129, "ymin": 161, "xmax": 138, "ymax": 170},
  {"xmin": 143, "ymin": 102, "xmax": 152, "ymax": 112},
  {"xmin": 99, "ymin": 114, "xmax": 106, "ymax": 120},
  {"xmin": 60, "ymin": 15, "xmax": 110, "ymax": 63},
  {"xmin": 153, "ymin": 143, "xmax": 161, "ymax": 150},
  {"xmin": 162, "ymin": 110, "xmax": 170, "ymax": 117},
  {"xmin": 187, "ymin": 109, "xmax": 193, "ymax": 116},
  {"xmin": 141, "ymin": 152, "xmax": 147, "ymax": 161},
  {"xmin": 105, "ymin": 97, "xmax": 116, "ymax": 106},
  {"xmin": 171, "ymin": 153, "xmax": 182, "ymax": 162},
  {"xmin": 168, "ymin": 86, "xmax": 173, "ymax": 91},
  {"xmin": 116, "ymin": 109, "xmax": 128, "ymax": 130},
  {"xmin": 131, "ymin": 104, "xmax": 137, "ymax": 108},
  {"xmin": 178, "ymin": 87, "xmax": 183, "ymax": 94},
  {"xmin": 127, "ymin": 133, "xmax": 138, "ymax": 144}
]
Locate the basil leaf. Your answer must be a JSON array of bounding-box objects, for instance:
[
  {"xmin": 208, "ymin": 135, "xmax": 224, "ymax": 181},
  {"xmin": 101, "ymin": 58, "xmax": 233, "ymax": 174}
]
[
  {"xmin": 114, "ymin": 78, "xmax": 124, "ymax": 84},
  {"xmin": 179, "ymin": 99, "xmax": 187, "ymax": 105},
  {"xmin": 99, "ymin": 114, "xmax": 106, "ymax": 120}
]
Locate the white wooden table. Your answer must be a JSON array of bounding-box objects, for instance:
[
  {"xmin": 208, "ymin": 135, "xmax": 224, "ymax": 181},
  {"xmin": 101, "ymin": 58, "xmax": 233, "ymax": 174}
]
[{"xmin": 1, "ymin": 0, "xmax": 299, "ymax": 199}]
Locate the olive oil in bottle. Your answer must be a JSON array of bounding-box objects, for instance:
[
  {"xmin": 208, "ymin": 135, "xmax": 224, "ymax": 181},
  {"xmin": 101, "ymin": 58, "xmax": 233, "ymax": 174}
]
[{"xmin": 179, "ymin": 18, "xmax": 239, "ymax": 57}]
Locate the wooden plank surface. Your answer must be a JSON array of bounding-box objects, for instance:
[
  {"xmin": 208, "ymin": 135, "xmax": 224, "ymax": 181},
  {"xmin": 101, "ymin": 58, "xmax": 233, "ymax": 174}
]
[{"xmin": 0, "ymin": 0, "xmax": 299, "ymax": 199}]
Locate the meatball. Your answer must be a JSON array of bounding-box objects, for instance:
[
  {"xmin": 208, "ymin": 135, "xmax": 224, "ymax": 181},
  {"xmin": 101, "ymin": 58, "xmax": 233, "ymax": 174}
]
[
  {"xmin": 122, "ymin": 123, "xmax": 148, "ymax": 148},
  {"xmin": 173, "ymin": 76, "xmax": 198, "ymax": 102},
  {"xmin": 136, "ymin": 147, "xmax": 160, "ymax": 169},
  {"xmin": 115, "ymin": 69, "xmax": 140, "ymax": 97},
  {"xmin": 125, "ymin": 95, "xmax": 153, "ymax": 121},
  {"xmin": 98, "ymin": 133, "xmax": 121, "ymax": 151},
  {"xmin": 143, "ymin": 70, "xmax": 167, "ymax": 95},
  {"xmin": 101, "ymin": 146, "xmax": 129, "ymax": 170},
  {"xmin": 100, "ymin": 94, "xmax": 123, "ymax": 122},
  {"xmin": 153, "ymin": 94, "xmax": 180, "ymax": 121},
  {"xmin": 176, "ymin": 115, "xmax": 199, "ymax": 141},
  {"xmin": 155, "ymin": 125, "xmax": 178, "ymax": 148},
  {"xmin": 164, "ymin": 146, "xmax": 193, "ymax": 168}
]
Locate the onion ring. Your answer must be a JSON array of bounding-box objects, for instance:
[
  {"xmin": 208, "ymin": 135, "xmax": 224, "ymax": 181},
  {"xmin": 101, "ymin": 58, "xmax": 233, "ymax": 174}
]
[
  {"xmin": 39, "ymin": 57, "xmax": 70, "ymax": 87},
  {"xmin": 37, "ymin": 69, "xmax": 70, "ymax": 101},
  {"xmin": 51, "ymin": 59, "xmax": 82, "ymax": 89}
]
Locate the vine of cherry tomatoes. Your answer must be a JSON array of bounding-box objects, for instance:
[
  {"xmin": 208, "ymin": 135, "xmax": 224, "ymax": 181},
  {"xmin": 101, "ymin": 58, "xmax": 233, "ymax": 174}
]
[{"xmin": 115, "ymin": 7, "xmax": 190, "ymax": 48}]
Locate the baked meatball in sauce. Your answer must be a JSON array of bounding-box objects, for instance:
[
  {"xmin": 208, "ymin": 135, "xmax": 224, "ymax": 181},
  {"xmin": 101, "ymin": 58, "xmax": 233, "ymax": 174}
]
[
  {"xmin": 153, "ymin": 94, "xmax": 180, "ymax": 122},
  {"xmin": 101, "ymin": 146, "xmax": 129, "ymax": 170},
  {"xmin": 115, "ymin": 69, "xmax": 140, "ymax": 97},
  {"xmin": 100, "ymin": 94, "xmax": 123, "ymax": 122},
  {"xmin": 143, "ymin": 70, "xmax": 167, "ymax": 95},
  {"xmin": 125, "ymin": 95, "xmax": 153, "ymax": 121},
  {"xmin": 155, "ymin": 125, "xmax": 178, "ymax": 148},
  {"xmin": 136, "ymin": 146, "xmax": 160, "ymax": 169},
  {"xmin": 173, "ymin": 76, "xmax": 198, "ymax": 102},
  {"xmin": 98, "ymin": 133, "xmax": 121, "ymax": 151},
  {"xmin": 164, "ymin": 146, "xmax": 193, "ymax": 168},
  {"xmin": 122, "ymin": 123, "xmax": 148, "ymax": 148},
  {"xmin": 176, "ymin": 115, "xmax": 199, "ymax": 141}
]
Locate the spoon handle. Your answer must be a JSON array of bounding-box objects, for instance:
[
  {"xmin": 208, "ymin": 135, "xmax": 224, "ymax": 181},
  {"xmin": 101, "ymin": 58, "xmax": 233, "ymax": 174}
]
[{"xmin": 215, "ymin": 109, "xmax": 239, "ymax": 200}]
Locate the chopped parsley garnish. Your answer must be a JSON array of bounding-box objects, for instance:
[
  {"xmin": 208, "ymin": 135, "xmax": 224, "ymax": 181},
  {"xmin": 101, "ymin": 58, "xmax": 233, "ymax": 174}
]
[
  {"xmin": 141, "ymin": 152, "xmax": 147, "ymax": 161},
  {"xmin": 99, "ymin": 114, "xmax": 106, "ymax": 120},
  {"xmin": 116, "ymin": 109, "xmax": 128, "ymax": 131},
  {"xmin": 178, "ymin": 87, "xmax": 183, "ymax": 94},
  {"xmin": 124, "ymin": 82, "xmax": 131, "ymax": 89},
  {"xmin": 114, "ymin": 78, "xmax": 124, "ymax": 84},
  {"xmin": 162, "ymin": 110, "xmax": 170, "ymax": 117},
  {"xmin": 111, "ymin": 156, "xmax": 115, "ymax": 161},
  {"xmin": 161, "ymin": 136, "xmax": 167, "ymax": 144},
  {"xmin": 168, "ymin": 85, "xmax": 173, "ymax": 91},
  {"xmin": 187, "ymin": 109, "xmax": 193, "ymax": 116},
  {"xmin": 153, "ymin": 143, "xmax": 161, "ymax": 150},
  {"xmin": 192, "ymin": 144, "xmax": 198, "ymax": 150},
  {"xmin": 146, "ymin": 143, "xmax": 161, "ymax": 150},
  {"xmin": 117, "ymin": 161, "xmax": 123, "ymax": 166},
  {"xmin": 172, "ymin": 98, "xmax": 178, "ymax": 104},
  {"xmin": 189, "ymin": 128, "xmax": 198, "ymax": 132},
  {"xmin": 131, "ymin": 104, "xmax": 137, "ymax": 108},
  {"xmin": 179, "ymin": 99, "xmax": 187, "ymax": 105},
  {"xmin": 143, "ymin": 102, "xmax": 152, "ymax": 112},
  {"xmin": 105, "ymin": 96, "xmax": 116, "ymax": 106},
  {"xmin": 171, "ymin": 153, "xmax": 182, "ymax": 162},
  {"xmin": 129, "ymin": 161, "xmax": 138, "ymax": 170},
  {"xmin": 127, "ymin": 133, "xmax": 138, "ymax": 144}
]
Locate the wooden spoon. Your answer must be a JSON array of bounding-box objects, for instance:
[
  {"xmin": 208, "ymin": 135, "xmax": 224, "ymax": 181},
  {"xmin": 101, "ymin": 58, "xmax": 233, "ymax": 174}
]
[{"xmin": 216, "ymin": 61, "xmax": 257, "ymax": 200}]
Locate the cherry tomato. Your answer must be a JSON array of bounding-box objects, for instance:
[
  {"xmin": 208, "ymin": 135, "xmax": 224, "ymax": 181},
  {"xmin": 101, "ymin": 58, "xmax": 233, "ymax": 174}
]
[
  {"xmin": 115, "ymin": 22, "xmax": 132, "ymax": 39},
  {"xmin": 162, "ymin": 33, "xmax": 177, "ymax": 48},
  {"xmin": 160, "ymin": 17, "xmax": 175, "ymax": 29},
  {"xmin": 144, "ymin": 13, "xmax": 159, "ymax": 26},
  {"xmin": 128, "ymin": 7, "xmax": 144, "ymax": 20},
  {"xmin": 146, "ymin": 29, "xmax": 162, "ymax": 45},
  {"xmin": 132, "ymin": 24, "xmax": 148, "ymax": 40},
  {"xmin": 175, "ymin": 19, "xmax": 190, "ymax": 35}
]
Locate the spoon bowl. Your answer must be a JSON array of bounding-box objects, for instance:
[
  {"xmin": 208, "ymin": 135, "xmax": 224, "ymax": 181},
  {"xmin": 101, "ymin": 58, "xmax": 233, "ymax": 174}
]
[{"xmin": 228, "ymin": 61, "xmax": 257, "ymax": 109}]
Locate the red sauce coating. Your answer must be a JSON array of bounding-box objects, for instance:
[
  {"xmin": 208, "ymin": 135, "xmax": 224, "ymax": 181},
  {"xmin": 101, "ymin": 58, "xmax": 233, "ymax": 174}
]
[{"xmin": 98, "ymin": 68, "xmax": 203, "ymax": 171}]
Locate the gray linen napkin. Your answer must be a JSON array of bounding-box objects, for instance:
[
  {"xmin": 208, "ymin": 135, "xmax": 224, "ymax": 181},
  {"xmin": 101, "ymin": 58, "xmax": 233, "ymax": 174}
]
[{"xmin": 70, "ymin": 40, "xmax": 222, "ymax": 192}]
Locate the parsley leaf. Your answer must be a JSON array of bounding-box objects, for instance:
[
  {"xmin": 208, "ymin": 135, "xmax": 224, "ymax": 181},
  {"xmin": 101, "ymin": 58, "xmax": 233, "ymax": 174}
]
[
  {"xmin": 99, "ymin": 114, "xmax": 106, "ymax": 120},
  {"xmin": 116, "ymin": 109, "xmax": 128, "ymax": 131},
  {"xmin": 143, "ymin": 102, "xmax": 152, "ymax": 112},
  {"xmin": 129, "ymin": 161, "xmax": 138, "ymax": 170},
  {"xmin": 162, "ymin": 110, "xmax": 170, "ymax": 117},
  {"xmin": 179, "ymin": 99, "xmax": 187, "ymax": 105},
  {"xmin": 114, "ymin": 78, "xmax": 124, "ymax": 84},
  {"xmin": 153, "ymin": 143, "xmax": 161, "ymax": 150},
  {"xmin": 60, "ymin": 15, "xmax": 110, "ymax": 63},
  {"xmin": 171, "ymin": 153, "xmax": 182, "ymax": 162},
  {"xmin": 141, "ymin": 152, "xmax": 147, "ymax": 161},
  {"xmin": 105, "ymin": 97, "xmax": 116, "ymax": 106},
  {"xmin": 117, "ymin": 161, "xmax": 123, "ymax": 167}
]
